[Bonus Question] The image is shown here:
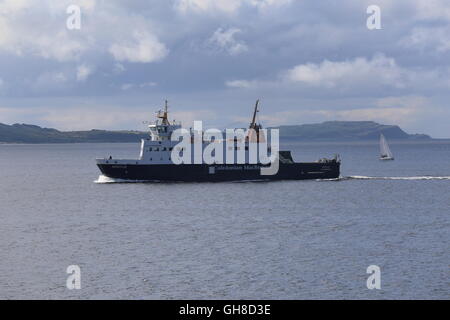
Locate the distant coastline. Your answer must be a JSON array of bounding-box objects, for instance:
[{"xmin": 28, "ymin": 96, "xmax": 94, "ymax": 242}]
[{"xmin": 0, "ymin": 121, "xmax": 439, "ymax": 144}]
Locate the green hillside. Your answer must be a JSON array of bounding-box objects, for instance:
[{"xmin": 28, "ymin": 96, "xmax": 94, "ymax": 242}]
[{"xmin": 0, "ymin": 121, "xmax": 432, "ymax": 143}]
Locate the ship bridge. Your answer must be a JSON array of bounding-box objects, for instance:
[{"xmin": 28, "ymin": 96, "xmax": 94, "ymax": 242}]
[{"xmin": 148, "ymin": 101, "xmax": 181, "ymax": 141}]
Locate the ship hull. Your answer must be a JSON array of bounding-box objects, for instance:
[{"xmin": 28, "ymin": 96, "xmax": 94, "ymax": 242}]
[{"xmin": 97, "ymin": 162, "xmax": 340, "ymax": 182}]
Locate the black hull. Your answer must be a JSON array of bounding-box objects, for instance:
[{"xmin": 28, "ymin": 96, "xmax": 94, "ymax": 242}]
[{"xmin": 97, "ymin": 162, "xmax": 340, "ymax": 182}]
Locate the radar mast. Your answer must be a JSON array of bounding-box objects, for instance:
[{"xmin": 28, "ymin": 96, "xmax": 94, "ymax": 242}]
[{"xmin": 157, "ymin": 100, "xmax": 170, "ymax": 125}]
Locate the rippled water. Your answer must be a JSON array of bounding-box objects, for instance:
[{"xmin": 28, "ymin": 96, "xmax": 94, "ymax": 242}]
[{"xmin": 0, "ymin": 140, "xmax": 449, "ymax": 299}]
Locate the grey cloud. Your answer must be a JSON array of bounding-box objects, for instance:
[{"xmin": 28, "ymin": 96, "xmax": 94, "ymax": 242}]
[{"xmin": 0, "ymin": 0, "xmax": 450, "ymax": 137}]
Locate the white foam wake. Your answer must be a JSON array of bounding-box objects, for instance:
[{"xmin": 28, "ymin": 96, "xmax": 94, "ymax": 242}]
[
  {"xmin": 94, "ymin": 175, "xmax": 156, "ymax": 184},
  {"xmin": 94, "ymin": 174, "xmax": 450, "ymax": 184},
  {"xmin": 347, "ymin": 175, "xmax": 450, "ymax": 181},
  {"xmin": 94, "ymin": 175, "xmax": 121, "ymax": 183}
]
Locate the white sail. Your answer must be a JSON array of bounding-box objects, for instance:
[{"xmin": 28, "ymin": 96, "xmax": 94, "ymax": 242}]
[{"xmin": 379, "ymin": 134, "xmax": 393, "ymax": 159}]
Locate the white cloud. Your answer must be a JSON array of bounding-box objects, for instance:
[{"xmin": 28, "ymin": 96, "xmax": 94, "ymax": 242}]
[
  {"xmin": 249, "ymin": 0, "xmax": 292, "ymax": 10},
  {"xmin": 413, "ymin": 0, "xmax": 450, "ymax": 21},
  {"xmin": 175, "ymin": 0, "xmax": 292, "ymax": 14},
  {"xmin": 208, "ymin": 28, "xmax": 248, "ymax": 55},
  {"xmin": 1, "ymin": 0, "xmax": 450, "ymax": 137},
  {"xmin": 285, "ymin": 54, "xmax": 406, "ymax": 88},
  {"xmin": 32, "ymin": 71, "xmax": 70, "ymax": 93},
  {"xmin": 0, "ymin": 2, "xmax": 87, "ymax": 61},
  {"xmin": 109, "ymin": 32, "xmax": 169, "ymax": 63},
  {"xmin": 36, "ymin": 72, "xmax": 68, "ymax": 85},
  {"xmin": 121, "ymin": 83, "xmax": 134, "ymax": 91},
  {"xmin": 121, "ymin": 82, "xmax": 157, "ymax": 90},
  {"xmin": 113, "ymin": 63, "xmax": 126, "ymax": 74},
  {"xmin": 175, "ymin": 0, "xmax": 242, "ymax": 14},
  {"xmin": 139, "ymin": 82, "xmax": 157, "ymax": 88},
  {"xmin": 225, "ymin": 80, "xmax": 255, "ymax": 88},
  {"xmin": 230, "ymin": 95, "xmax": 430, "ymax": 129},
  {"xmin": 0, "ymin": 0, "xmax": 33, "ymax": 15},
  {"xmin": 225, "ymin": 55, "xmax": 413, "ymax": 91},
  {"xmin": 225, "ymin": 54, "xmax": 450, "ymax": 105},
  {"xmin": 0, "ymin": 1, "xmax": 168, "ymax": 64},
  {"xmin": 401, "ymin": 26, "xmax": 450, "ymax": 53},
  {"xmin": 76, "ymin": 64, "xmax": 93, "ymax": 82}
]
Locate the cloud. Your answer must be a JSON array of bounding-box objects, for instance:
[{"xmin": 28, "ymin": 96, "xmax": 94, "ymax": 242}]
[
  {"xmin": 0, "ymin": 1, "xmax": 90, "ymax": 61},
  {"xmin": 231, "ymin": 95, "xmax": 430, "ymax": 129},
  {"xmin": 225, "ymin": 80, "xmax": 255, "ymax": 88},
  {"xmin": 175, "ymin": 0, "xmax": 243, "ymax": 14},
  {"xmin": 175, "ymin": 0, "xmax": 292, "ymax": 14},
  {"xmin": 284, "ymin": 54, "xmax": 406, "ymax": 88},
  {"xmin": 401, "ymin": 26, "xmax": 450, "ymax": 53},
  {"xmin": 76, "ymin": 64, "xmax": 93, "ymax": 81},
  {"xmin": 120, "ymin": 82, "xmax": 157, "ymax": 90},
  {"xmin": 0, "ymin": 21, "xmax": 86, "ymax": 61},
  {"xmin": 249, "ymin": 0, "xmax": 292, "ymax": 10},
  {"xmin": 113, "ymin": 63, "xmax": 126, "ymax": 74},
  {"xmin": 0, "ymin": 1, "xmax": 168, "ymax": 64},
  {"xmin": 35, "ymin": 71, "xmax": 68, "ymax": 88},
  {"xmin": 226, "ymin": 54, "xmax": 450, "ymax": 97},
  {"xmin": 2, "ymin": 0, "xmax": 450, "ymax": 137},
  {"xmin": 208, "ymin": 28, "xmax": 248, "ymax": 55},
  {"xmin": 109, "ymin": 31, "xmax": 168, "ymax": 63},
  {"xmin": 413, "ymin": 0, "xmax": 450, "ymax": 21}
]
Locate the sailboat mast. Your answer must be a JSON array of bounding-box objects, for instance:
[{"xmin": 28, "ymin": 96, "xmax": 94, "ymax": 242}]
[{"xmin": 380, "ymin": 133, "xmax": 394, "ymax": 159}]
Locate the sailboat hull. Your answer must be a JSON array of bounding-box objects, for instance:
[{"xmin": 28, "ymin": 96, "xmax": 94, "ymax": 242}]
[{"xmin": 379, "ymin": 157, "xmax": 394, "ymax": 161}]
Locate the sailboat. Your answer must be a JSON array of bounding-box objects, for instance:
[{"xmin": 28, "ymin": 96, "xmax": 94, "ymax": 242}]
[{"xmin": 379, "ymin": 134, "xmax": 394, "ymax": 160}]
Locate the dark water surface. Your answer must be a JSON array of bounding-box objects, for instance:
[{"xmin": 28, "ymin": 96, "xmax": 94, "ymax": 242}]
[{"xmin": 0, "ymin": 141, "xmax": 449, "ymax": 299}]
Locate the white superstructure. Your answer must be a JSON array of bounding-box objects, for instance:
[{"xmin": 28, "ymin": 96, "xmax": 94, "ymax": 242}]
[{"xmin": 96, "ymin": 101, "xmax": 277, "ymax": 166}]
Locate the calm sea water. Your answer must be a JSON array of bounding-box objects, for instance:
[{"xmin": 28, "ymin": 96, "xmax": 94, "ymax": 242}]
[{"xmin": 0, "ymin": 140, "xmax": 449, "ymax": 299}]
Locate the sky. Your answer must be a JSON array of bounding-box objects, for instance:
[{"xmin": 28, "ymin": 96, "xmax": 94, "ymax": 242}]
[{"xmin": 0, "ymin": 0, "xmax": 450, "ymax": 137}]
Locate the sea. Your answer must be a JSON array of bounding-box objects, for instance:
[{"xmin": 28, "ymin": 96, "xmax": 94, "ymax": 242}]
[{"xmin": 0, "ymin": 140, "xmax": 449, "ymax": 299}]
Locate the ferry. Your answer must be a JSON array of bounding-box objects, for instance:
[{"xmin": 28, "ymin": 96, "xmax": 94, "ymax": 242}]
[{"xmin": 96, "ymin": 101, "xmax": 340, "ymax": 182}]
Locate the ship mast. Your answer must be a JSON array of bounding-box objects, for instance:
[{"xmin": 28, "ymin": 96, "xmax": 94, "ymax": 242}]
[
  {"xmin": 157, "ymin": 100, "xmax": 170, "ymax": 125},
  {"xmin": 249, "ymin": 99, "xmax": 260, "ymax": 130},
  {"xmin": 248, "ymin": 99, "xmax": 263, "ymax": 142}
]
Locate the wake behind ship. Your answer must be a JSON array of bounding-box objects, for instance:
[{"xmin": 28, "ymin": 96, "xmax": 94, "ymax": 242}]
[{"xmin": 96, "ymin": 101, "xmax": 340, "ymax": 182}]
